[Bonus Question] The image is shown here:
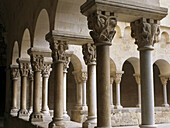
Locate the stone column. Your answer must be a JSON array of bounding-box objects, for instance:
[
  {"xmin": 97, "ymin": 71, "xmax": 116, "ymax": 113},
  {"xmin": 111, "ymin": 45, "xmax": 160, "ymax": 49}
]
[
  {"xmin": 41, "ymin": 63, "xmax": 51, "ymax": 117},
  {"xmin": 159, "ymin": 75, "xmax": 169, "ymax": 107},
  {"xmin": 73, "ymin": 72, "xmax": 83, "ymax": 110},
  {"xmin": 110, "ymin": 75, "xmax": 114, "ymax": 109},
  {"xmin": 82, "ymin": 43, "xmax": 97, "ymax": 128},
  {"xmin": 17, "ymin": 59, "xmax": 30, "ymax": 118},
  {"xmin": 85, "ymin": 11, "xmax": 117, "ymax": 127},
  {"xmin": 131, "ymin": 18, "xmax": 160, "ymax": 128},
  {"xmin": 63, "ymin": 56, "xmax": 71, "ymax": 120},
  {"xmin": 114, "ymin": 72, "xmax": 123, "ymax": 109},
  {"xmin": 29, "ymin": 54, "xmax": 44, "ymax": 122},
  {"xmin": 81, "ymin": 72, "xmax": 88, "ymax": 110},
  {"xmin": 28, "ymin": 70, "xmax": 34, "ymax": 114},
  {"xmin": 10, "ymin": 65, "xmax": 19, "ymax": 115},
  {"xmin": 48, "ymin": 40, "xmax": 68, "ymax": 128},
  {"xmin": 133, "ymin": 74, "xmax": 141, "ymax": 108}
]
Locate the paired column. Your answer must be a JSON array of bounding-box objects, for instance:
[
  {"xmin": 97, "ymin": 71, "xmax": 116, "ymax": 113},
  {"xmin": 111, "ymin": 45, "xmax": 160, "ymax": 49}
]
[
  {"xmin": 82, "ymin": 43, "xmax": 97, "ymax": 128},
  {"xmin": 17, "ymin": 59, "xmax": 30, "ymax": 118},
  {"xmin": 41, "ymin": 63, "xmax": 51, "ymax": 117},
  {"xmin": 131, "ymin": 18, "xmax": 160, "ymax": 128},
  {"xmin": 114, "ymin": 72, "xmax": 123, "ymax": 109},
  {"xmin": 159, "ymin": 75, "xmax": 169, "ymax": 107},
  {"xmin": 133, "ymin": 74, "xmax": 141, "ymax": 107},
  {"xmin": 10, "ymin": 65, "xmax": 19, "ymax": 115},
  {"xmin": 83, "ymin": 10, "xmax": 117, "ymax": 127},
  {"xmin": 28, "ymin": 70, "xmax": 34, "ymax": 114},
  {"xmin": 110, "ymin": 75, "xmax": 114, "ymax": 109},
  {"xmin": 48, "ymin": 40, "xmax": 68, "ymax": 128},
  {"xmin": 29, "ymin": 54, "xmax": 44, "ymax": 122},
  {"xmin": 63, "ymin": 56, "xmax": 71, "ymax": 120}
]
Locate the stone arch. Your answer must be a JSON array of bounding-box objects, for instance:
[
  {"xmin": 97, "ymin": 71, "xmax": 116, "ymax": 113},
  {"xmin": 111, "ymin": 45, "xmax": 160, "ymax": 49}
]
[
  {"xmin": 154, "ymin": 59, "xmax": 170, "ymax": 75},
  {"xmin": 54, "ymin": 0, "xmax": 89, "ymax": 37},
  {"xmin": 124, "ymin": 26, "xmax": 132, "ymax": 39},
  {"xmin": 110, "ymin": 58, "xmax": 116, "ymax": 75},
  {"xmin": 70, "ymin": 54, "xmax": 83, "ymax": 72},
  {"xmin": 120, "ymin": 59, "xmax": 138, "ymax": 107},
  {"xmin": 12, "ymin": 41, "xmax": 19, "ymax": 65},
  {"xmin": 20, "ymin": 28, "xmax": 31, "ymax": 58},
  {"xmin": 33, "ymin": 9, "xmax": 50, "ymax": 49},
  {"xmin": 160, "ymin": 31, "xmax": 170, "ymax": 43},
  {"xmin": 126, "ymin": 57, "xmax": 140, "ymax": 74}
]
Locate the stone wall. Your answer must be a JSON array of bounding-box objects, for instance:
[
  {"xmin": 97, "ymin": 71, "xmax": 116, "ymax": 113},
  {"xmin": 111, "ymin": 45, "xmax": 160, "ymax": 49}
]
[{"xmin": 111, "ymin": 107, "xmax": 170, "ymax": 127}]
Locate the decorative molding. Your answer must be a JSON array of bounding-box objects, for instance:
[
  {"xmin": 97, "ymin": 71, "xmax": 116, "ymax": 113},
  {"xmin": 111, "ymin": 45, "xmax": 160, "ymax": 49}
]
[
  {"xmin": 87, "ymin": 11, "xmax": 117, "ymax": 45},
  {"xmin": 131, "ymin": 18, "xmax": 160, "ymax": 50},
  {"xmin": 82, "ymin": 43, "xmax": 96, "ymax": 65},
  {"xmin": 73, "ymin": 71, "xmax": 88, "ymax": 83},
  {"xmin": 28, "ymin": 69, "xmax": 34, "ymax": 81},
  {"xmin": 19, "ymin": 62, "xmax": 30, "ymax": 77},
  {"xmin": 159, "ymin": 75, "xmax": 168, "ymax": 86},
  {"xmin": 49, "ymin": 40, "xmax": 68, "ymax": 63}
]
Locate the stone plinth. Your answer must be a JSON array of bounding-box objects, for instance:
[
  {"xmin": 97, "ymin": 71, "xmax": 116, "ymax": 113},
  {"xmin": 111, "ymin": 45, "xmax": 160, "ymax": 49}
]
[{"xmin": 71, "ymin": 110, "xmax": 87, "ymax": 123}]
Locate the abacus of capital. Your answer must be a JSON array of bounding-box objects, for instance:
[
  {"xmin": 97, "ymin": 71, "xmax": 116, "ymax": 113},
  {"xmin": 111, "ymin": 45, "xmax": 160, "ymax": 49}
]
[
  {"xmin": 81, "ymin": 0, "xmax": 167, "ymax": 128},
  {"xmin": 82, "ymin": 43, "xmax": 97, "ymax": 128},
  {"xmin": 46, "ymin": 32, "xmax": 68, "ymax": 128},
  {"xmin": 17, "ymin": 58, "xmax": 30, "ymax": 118}
]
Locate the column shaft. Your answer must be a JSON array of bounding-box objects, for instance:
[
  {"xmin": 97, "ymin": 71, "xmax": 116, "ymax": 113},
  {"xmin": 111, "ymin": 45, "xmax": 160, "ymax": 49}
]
[
  {"xmin": 77, "ymin": 82, "xmax": 82, "ymax": 106},
  {"xmin": 115, "ymin": 83, "xmax": 120, "ymax": 107},
  {"xmin": 12, "ymin": 79, "xmax": 18, "ymax": 109},
  {"xmin": 137, "ymin": 84, "xmax": 141, "ymax": 107},
  {"xmin": 33, "ymin": 71, "xmax": 41, "ymax": 113},
  {"xmin": 82, "ymin": 81, "xmax": 87, "ymax": 106},
  {"xmin": 97, "ymin": 45, "xmax": 111, "ymax": 127},
  {"xmin": 29, "ymin": 79, "xmax": 33, "ymax": 112},
  {"xmin": 87, "ymin": 64, "xmax": 97, "ymax": 118},
  {"xmin": 140, "ymin": 50, "xmax": 155, "ymax": 125},
  {"xmin": 63, "ymin": 71, "xmax": 67, "ymax": 114},
  {"xmin": 21, "ymin": 76, "xmax": 27, "ymax": 109},
  {"xmin": 42, "ymin": 76, "xmax": 49, "ymax": 112},
  {"xmin": 53, "ymin": 62, "xmax": 64, "ymax": 121},
  {"xmin": 162, "ymin": 85, "xmax": 169, "ymax": 106}
]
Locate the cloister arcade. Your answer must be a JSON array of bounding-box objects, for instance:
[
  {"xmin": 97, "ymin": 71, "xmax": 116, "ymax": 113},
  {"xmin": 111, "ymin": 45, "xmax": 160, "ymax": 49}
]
[{"xmin": 0, "ymin": 0, "xmax": 170, "ymax": 128}]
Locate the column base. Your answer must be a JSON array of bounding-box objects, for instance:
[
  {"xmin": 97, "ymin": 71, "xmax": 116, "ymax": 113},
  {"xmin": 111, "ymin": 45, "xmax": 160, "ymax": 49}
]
[
  {"xmin": 83, "ymin": 116, "xmax": 97, "ymax": 128},
  {"xmin": 17, "ymin": 109, "xmax": 29, "ymax": 118},
  {"xmin": 49, "ymin": 119, "xmax": 65, "ymax": 128},
  {"xmin": 114, "ymin": 105, "xmax": 123, "ymax": 109},
  {"xmin": 71, "ymin": 109, "xmax": 87, "ymax": 123},
  {"xmin": 162, "ymin": 104, "xmax": 169, "ymax": 107},
  {"xmin": 42, "ymin": 110, "xmax": 51, "ymax": 121},
  {"xmin": 10, "ymin": 108, "xmax": 19, "ymax": 116},
  {"xmin": 29, "ymin": 112, "xmax": 43, "ymax": 122},
  {"xmin": 110, "ymin": 105, "xmax": 114, "ymax": 109},
  {"xmin": 139, "ymin": 124, "xmax": 157, "ymax": 128},
  {"xmin": 82, "ymin": 105, "xmax": 88, "ymax": 111},
  {"xmin": 94, "ymin": 127, "xmax": 112, "ymax": 128},
  {"xmin": 63, "ymin": 113, "xmax": 70, "ymax": 121}
]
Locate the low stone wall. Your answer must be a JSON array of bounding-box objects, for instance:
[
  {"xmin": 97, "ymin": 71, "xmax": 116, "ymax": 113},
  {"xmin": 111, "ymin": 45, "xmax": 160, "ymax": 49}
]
[{"xmin": 111, "ymin": 107, "xmax": 170, "ymax": 126}]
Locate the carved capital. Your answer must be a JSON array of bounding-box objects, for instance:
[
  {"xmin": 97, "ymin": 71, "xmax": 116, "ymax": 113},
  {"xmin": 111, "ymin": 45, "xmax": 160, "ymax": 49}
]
[
  {"xmin": 131, "ymin": 18, "xmax": 160, "ymax": 50},
  {"xmin": 42, "ymin": 63, "xmax": 51, "ymax": 77},
  {"xmin": 20, "ymin": 62, "xmax": 30, "ymax": 77},
  {"xmin": 63, "ymin": 56, "xmax": 71, "ymax": 72},
  {"xmin": 110, "ymin": 75, "xmax": 114, "ymax": 85},
  {"xmin": 73, "ymin": 71, "xmax": 88, "ymax": 83},
  {"xmin": 133, "ymin": 74, "xmax": 140, "ymax": 85},
  {"xmin": 82, "ymin": 43, "xmax": 96, "ymax": 65},
  {"xmin": 28, "ymin": 69, "xmax": 34, "ymax": 81},
  {"xmin": 159, "ymin": 75, "xmax": 168, "ymax": 86},
  {"xmin": 49, "ymin": 40, "xmax": 68, "ymax": 63},
  {"xmin": 31, "ymin": 55, "xmax": 44, "ymax": 72},
  {"xmin": 87, "ymin": 11, "xmax": 117, "ymax": 45},
  {"xmin": 114, "ymin": 72, "xmax": 123, "ymax": 84},
  {"xmin": 11, "ymin": 68, "xmax": 19, "ymax": 80}
]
